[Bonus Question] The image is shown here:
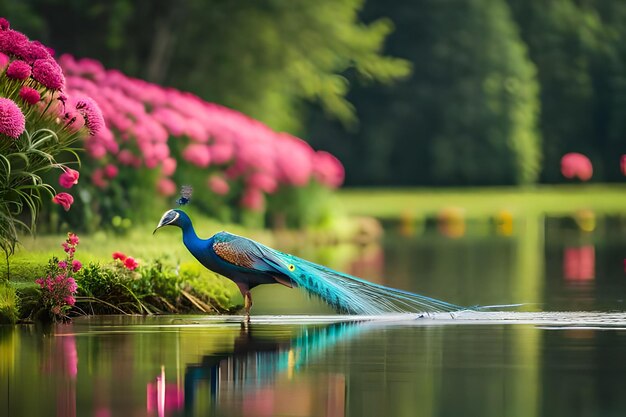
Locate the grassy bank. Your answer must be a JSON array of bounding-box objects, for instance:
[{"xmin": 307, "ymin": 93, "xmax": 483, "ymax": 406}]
[{"xmin": 337, "ymin": 184, "xmax": 626, "ymax": 219}]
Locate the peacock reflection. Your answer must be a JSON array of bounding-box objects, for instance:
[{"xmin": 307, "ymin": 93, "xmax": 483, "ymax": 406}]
[{"xmin": 181, "ymin": 322, "xmax": 363, "ymax": 417}]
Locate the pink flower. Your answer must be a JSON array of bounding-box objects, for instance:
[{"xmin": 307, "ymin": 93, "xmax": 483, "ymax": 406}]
[
  {"xmin": 182, "ymin": 144, "xmax": 211, "ymax": 168},
  {"xmin": 0, "ymin": 52, "xmax": 9, "ymax": 69},
  {"xmin": 275, "ymin": 135, "xmax": 314, "ymax": 186},
  {"xmin": 185, "ymin": 119, "xmax": 208, "ymax": 142},
  {"xmin": 85, "ymin": 141, "xmax": 106, "ymax": 159},
  {"xmin": 71, "ymin": 260, "xmax": 82, "ymax": 272},
  {"xmin": 104, "ymin": 164, "xmax": 118, "ymax": 179},
  {"xmin": 91, "ymin": 168, "xmax": 108, "ymax": 188},
  {"xmin": 561, "ymin": 153, "xmax": 592, "ymax": 181},
  {"xmin": 74, "ymin": 96, "xmax": 104, "ymax": 135},
  {"xmin": 67, "ymin": 232, "xmax": 79, "ymax": 245},
  {"xmin": 118, "ymin": 150, "xmax": 139, "ymax": 167},
  {"xmin": 0, "ymin": 18, "xmax": 9, "ymax": 31},
  {"xmin": 112, "ymin": 252, "xmax": 127, "ymax": 261},
  {"xmin": 0, "ymin": 30, "xmax": 30, "ymax": 59},
  {"xmin": 0, "ymin": 98, "xmax": 25, "ymax": 138},
  {"xmin": 18, "ymin": 86, "xmax": 40, "ymax": 105},
  {"xmin": 161, "ymin": 157, "xmax": 177, "ymax": 176},
  {"xmin": 59, "ymin": 168, "xmax": 80, "ymax": 188},
  {"xmin": 157, "ymin": 178, "xmax": 177, "ymax": 196},
  {"xmin": 313, "ymin": 151, "xmax": 345, "ymax": 188},
  {"xmin": 64, "ymin": 296, "xmax": 76, "ymax": 306},
  {"xmin": 5, "ymin": 59, "xmax": 31, "ymax": 80},
  {"xmin": 209, "ymin": 142, "xmax": 234, "ymax": 165},
  {"xmin": 52, "ymin": 192, "xmax": 74, "ymax": 211},
  {"xmin": 58, "ymin": 260, "xmax": 68, "ymax": 269},
  {"xmin": 621, "ymin": 155, "xmax": 626, "ymax": 176},
  {"xmin": 124, "ymin": 256, "xmax": 138, "ymax": 270},
  {"xmin": 63, "ymin": 109, "xmax": 85, "ymax": 133},
  {"xmin": 241, "ymin": 187, "xmax": 265, "ymax": 212},
  {"xmin": 32, "ymin": 58, "xmax": 65, "ymax": 89},
  {"xmin": 152, "ymin": 107, "xmax": 185, "ymax": 136},
  {"xmin": 208, "ymin": 175, "xmax": 230, "ymax": 196},
  {"xmin": 247, "ymin": 172, "xmax": 277, "ymax": 193},
  {"xmin": 66, "ymin": 277, "xmax": 78, "ymax": 293},
  {"xmin": 25, "ymin": 41, "xmax": 51, "ymax": 63}
]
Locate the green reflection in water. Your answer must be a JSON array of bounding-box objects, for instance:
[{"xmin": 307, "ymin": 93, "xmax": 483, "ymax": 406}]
[
  {"xmin": 3, "ymin": 316, "xmax": 626, "ymax": 416},
  {"xmin": 3, "ymin": 215, "xmax": 626, "ymax": 416}
]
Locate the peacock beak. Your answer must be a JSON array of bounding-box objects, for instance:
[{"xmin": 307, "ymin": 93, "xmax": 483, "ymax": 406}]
[{"xmin": 153, "ymin": 210, "xmax": 179, "ymax": 235}]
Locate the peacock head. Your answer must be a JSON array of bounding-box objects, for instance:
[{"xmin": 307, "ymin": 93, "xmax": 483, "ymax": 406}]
[{"xmin": 153, "ymin": 209, "xmax": 187, "ymax": 234}]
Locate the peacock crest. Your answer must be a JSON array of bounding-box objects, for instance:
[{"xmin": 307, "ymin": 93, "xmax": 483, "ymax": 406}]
[{"xmin": 176, "ymin": 185, "xmax": 193, "ymax": 206}]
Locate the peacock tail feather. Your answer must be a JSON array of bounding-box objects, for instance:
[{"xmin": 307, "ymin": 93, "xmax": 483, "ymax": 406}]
[{"xmin": 261, "ymin": 246, "xmax": 467, "ymax": 315}]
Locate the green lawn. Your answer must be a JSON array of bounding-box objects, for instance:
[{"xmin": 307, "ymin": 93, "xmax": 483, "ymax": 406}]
[{"xmin": 336, "ymin": 184, "xmax": 626, "ymax": 219}]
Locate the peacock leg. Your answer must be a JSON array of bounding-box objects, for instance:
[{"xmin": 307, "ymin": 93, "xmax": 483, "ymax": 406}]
[
  {"xmin": 244, "ymin": 291, "xmax": 253, "ymax": 322},
  {"xmin": 235, "ymin": 282, "xmax": 251, "ymax": 322}
]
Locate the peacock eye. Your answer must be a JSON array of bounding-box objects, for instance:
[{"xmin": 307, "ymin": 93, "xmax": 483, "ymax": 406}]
[{"xmin": 288, "ymin": 264, "xmax": 295, "ymax": 271}]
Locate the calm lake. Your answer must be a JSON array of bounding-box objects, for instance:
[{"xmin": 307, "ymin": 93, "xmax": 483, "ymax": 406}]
[{"xmin": 2, "ymin": 215, "xmax": 626, "ymax": 417}]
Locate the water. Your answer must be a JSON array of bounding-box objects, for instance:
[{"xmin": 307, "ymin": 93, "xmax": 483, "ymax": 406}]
[{"xmin": 2, "ymin": 215, "xmax": 626, "ymax": 417}]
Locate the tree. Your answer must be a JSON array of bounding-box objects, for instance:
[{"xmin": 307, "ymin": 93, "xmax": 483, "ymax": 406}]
[
  {"xmin": 507, "ymin": 0, "xmax": 626, "ymax": 182},
  {"xmin": 309, "ymin": 0, "xmax": 541, "ymax": 186},
  {"xmin": 1, "ymin": 0, "xmax": 410, "ymax": 133}
]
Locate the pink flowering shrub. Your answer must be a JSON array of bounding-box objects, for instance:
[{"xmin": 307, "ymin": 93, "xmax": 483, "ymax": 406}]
[
  {"xmin": 35, "ymin": 233, "xmax": 81, "ymax": 321},
  {"xmin": 0, "ymin": 18, "xmax": 103, "ymax": 258},
  {"xmin": 60, "ymin": 54, "xmax": 345, "ymax": 227}
]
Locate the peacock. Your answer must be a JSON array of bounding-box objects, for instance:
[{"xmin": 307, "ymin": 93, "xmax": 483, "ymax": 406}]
[{"xmin": 154, "ymin": 208, "xmax": 468, "ymax": 321}]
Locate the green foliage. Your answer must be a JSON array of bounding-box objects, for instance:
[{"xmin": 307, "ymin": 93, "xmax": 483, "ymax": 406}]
[
  {"xmin": 267, "ymin": 182, "xmax": 337, "ymax": 229},
  {"xmin": 0, "ymin": 282, "xmax": 19, "ymax": 323},
  {"xmin": 76, "ymin": 258, "xmax": 236, "ymax": 314},
  {"xmin": 179, "ymin": 262, "xmax": 238, "ymax": 310},
  {"xmin": 48, "ymin": 165, "xmax": 164, "ymax": 234},
  {"xmin": 6, "ymin": 0, "xmax": 410, "ymax": 133},
  {"xmin": 0, "ymin": 128, "xmax": 80, "ymax": 267}
]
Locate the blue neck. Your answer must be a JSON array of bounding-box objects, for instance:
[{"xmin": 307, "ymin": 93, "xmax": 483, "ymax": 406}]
[{"xmin": 177, "ymin": 211, "xmax": 200, "ymax": 246}]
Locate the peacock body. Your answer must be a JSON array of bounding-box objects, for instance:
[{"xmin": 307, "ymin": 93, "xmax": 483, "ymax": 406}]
[{"xmin": 155, "ymin": 209, "xmax": 465, "ymax": 317}]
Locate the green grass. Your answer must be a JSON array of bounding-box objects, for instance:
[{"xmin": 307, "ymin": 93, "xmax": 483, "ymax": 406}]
[
  {"xmin": 1, "ymin": 208, "xmax": 276, "ymax": 311},
  {"xmin": 0, "ymin": 282, "xmax": 19, "ymax": 323},
  {"xmin": 336, "ymin": 184, "xmax": 626, "ymax": 219}
]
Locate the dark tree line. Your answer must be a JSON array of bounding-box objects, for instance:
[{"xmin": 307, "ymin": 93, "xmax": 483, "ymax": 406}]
[{"xmin": 3, "ymin": 0, "xmax": 626, "ymax": 186}]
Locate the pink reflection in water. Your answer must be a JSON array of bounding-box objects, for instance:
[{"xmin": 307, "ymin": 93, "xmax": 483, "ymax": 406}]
[
  {"xmin": 147, "ymin": 366, "xmax": 184, "ymax": 417},
  {"xmin": 238, "ymin": 374, "xmax": 345, "ymax": 417},
  {"xmin": 42, "ymin": 326, "xmax": 79, "ymax": 417},
  {"xmin": 563, "ymin": 246, "xmax": 595, "ymax": 282}
]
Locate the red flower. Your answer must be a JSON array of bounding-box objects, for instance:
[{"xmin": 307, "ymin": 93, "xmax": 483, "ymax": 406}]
[
  {"xmin": 124, "ymin": 256, "xmax": 138, "ymax": 271},
  {"xmin": 52, "ymin": 192, "xmax": 74, "ymax": 211},
  {"xmin": 112, "ymin": 252, "xmax": 127, "ymax": 261},
  {"xmin": 59, "ymin": 168, "xmax": 80, "ymax": 188}
]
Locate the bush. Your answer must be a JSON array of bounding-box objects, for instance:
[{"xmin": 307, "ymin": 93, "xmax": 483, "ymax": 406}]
[{"xmin": 76, "ymin": 257, "xmax": 237, "ymax": 315}]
